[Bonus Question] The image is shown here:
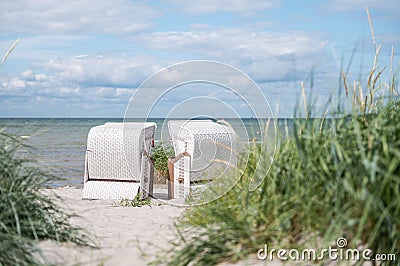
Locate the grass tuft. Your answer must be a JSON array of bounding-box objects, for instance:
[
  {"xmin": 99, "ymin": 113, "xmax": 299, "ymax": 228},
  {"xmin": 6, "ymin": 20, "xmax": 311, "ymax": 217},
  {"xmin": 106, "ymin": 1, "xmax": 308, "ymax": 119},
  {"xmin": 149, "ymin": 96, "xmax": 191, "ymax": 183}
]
[
  {"xmin": 0, "ymin": 132, "xmax": 93, "ymax": 265},
  {"xmin": 151, "ymin": 143, "xmax": 175, "ymax": 184},
  {"xmin": 119, "ymin": 194, "xmax": 151, "ymax": 207}
]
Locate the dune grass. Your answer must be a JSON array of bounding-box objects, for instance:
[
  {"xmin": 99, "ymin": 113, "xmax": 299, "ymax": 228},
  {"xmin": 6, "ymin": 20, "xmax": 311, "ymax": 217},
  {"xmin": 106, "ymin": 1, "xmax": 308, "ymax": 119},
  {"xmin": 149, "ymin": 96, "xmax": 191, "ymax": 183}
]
[
  {"xmin": 153, "ymin": 89, "xmax": 399, "ymax": 266},
  {"xmin": 0, "ymin": 133, "xmax": 93, "ymax": 265},
  {"xmin": 151, "ymin": 143, "xmax": 175, "ymax": 184},
  {"xmin": 152, "ymin": 29, "xmax": 399, "ymax": 266}
]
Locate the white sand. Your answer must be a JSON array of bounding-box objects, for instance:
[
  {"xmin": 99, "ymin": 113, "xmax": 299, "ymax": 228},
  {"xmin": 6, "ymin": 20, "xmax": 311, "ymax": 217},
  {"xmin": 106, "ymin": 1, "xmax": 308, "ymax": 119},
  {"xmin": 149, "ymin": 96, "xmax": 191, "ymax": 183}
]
[
  {"xmin": 38, "ymin": 186, "xmax": 284, "ymax": 266},
  {"xmin": 39, "ymin": 186, "xmax": 184, "ymax": 266},
  {"xmin": 38, "ymin": 186, "xmax": 373, "ymax": 266}
]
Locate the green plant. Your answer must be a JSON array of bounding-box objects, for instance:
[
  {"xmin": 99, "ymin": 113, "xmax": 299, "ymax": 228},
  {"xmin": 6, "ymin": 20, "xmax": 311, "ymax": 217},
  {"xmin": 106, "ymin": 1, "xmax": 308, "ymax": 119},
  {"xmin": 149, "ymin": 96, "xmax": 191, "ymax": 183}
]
[
  {"xmin": 0, "ymin": 132, "xmax": 93, "ymax": 265},
  {"xmin": 153, "ymin": 102, "xmax": 400, "ymax": 266},
  {"xmin": 152, "ymin": 10, "xmax": 399, "ymax": 265},
  {"xmin": 151, "ymin": 143, "xmax": 174, "ymax": 183},
  {"xmin": 119, "ymin": 194, "xmax": 151, "ymax": 207}
]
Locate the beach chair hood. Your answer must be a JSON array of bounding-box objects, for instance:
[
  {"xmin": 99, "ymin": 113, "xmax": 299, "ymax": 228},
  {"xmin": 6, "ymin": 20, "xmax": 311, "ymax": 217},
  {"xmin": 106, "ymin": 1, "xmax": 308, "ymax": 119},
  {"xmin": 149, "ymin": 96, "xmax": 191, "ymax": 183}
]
[{"xmin": 83, "ymin": 122, "xmax": 156, "ymax": 200}]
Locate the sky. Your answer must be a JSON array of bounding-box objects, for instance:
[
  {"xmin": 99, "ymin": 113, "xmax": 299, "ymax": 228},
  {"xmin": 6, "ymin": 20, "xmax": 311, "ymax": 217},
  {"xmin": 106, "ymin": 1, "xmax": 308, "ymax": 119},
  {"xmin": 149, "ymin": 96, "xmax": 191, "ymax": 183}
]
[{"xmin": 0, "ymin": 0, "xmax": 399, "ymax": 118}]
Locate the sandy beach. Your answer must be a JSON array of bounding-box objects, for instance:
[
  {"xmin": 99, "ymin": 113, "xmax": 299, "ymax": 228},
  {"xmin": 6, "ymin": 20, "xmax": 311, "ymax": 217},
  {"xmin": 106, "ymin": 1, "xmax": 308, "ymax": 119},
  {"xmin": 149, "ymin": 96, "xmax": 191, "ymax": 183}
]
[
  {"xmin": 37, "ymin": 186, "xmax": 283, "ymax": 266},
  {"xmin": 38, "ymin": 186, "xmax": 185, "ymax": 266}
]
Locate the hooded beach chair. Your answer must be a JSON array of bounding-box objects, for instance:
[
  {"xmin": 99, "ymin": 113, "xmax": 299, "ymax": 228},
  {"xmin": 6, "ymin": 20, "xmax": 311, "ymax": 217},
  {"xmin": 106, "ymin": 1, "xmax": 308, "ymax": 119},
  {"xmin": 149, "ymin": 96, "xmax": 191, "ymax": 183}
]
[
  {"xmin": 167, "ymin": 120, "xmax": 237, "ymax": 199},
  {"xmin": 83, "ymin": 122, "xmax": 156, "ymax": 200}
]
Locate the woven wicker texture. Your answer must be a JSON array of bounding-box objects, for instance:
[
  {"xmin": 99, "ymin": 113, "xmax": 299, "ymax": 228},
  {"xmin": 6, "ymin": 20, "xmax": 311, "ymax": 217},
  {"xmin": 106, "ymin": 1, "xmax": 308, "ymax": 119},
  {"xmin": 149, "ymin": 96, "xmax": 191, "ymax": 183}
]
[
  {"xmin": 168, "ymin": 120, "xmax": 237, "ymax": 182},
  {"xmin": 82, "ymin": 181, "xmax": 140, "ymax": 200},
  {"xmin": 83, "ymin": 122, "xmax": 156, "ymax": 200}
]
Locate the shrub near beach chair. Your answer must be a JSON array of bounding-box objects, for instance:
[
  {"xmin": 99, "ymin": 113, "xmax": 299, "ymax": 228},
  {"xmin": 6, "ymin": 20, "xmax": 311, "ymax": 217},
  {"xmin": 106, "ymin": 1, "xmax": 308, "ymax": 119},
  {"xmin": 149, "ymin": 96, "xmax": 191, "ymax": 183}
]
[
  {"xmin": 168, "ymin": 120, "xmax": 237, "ymax": 199},
  {"xmin": 83, "ymin": 122, "xmax": 156, "ymax": 200}
]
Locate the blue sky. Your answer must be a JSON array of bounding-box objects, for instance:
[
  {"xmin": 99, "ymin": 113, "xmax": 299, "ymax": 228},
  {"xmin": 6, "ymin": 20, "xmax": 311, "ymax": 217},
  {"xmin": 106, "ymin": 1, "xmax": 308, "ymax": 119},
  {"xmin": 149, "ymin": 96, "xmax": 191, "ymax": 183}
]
[{"xmin": 0, "ymin": 0, "xmax": 399, "ymax": 118}]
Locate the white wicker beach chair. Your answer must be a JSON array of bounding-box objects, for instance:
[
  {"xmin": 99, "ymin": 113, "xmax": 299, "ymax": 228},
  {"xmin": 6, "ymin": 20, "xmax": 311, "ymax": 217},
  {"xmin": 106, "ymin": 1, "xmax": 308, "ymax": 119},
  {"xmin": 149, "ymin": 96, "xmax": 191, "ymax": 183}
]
[
  {"xmin": 168, "ymin": 120, "xmax": 237, "ymax": 199},
  {"xmin": 83, "ymin": 122, "xmax": 156, "ymax": 200}
]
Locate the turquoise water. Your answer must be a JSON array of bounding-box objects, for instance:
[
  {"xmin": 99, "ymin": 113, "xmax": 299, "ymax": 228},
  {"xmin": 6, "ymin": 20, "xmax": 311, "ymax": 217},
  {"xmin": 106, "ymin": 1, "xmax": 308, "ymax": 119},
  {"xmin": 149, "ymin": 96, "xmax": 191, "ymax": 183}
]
[{"xmin": 0, "ymin": 118, "xmax": 292, "ymax": 187}]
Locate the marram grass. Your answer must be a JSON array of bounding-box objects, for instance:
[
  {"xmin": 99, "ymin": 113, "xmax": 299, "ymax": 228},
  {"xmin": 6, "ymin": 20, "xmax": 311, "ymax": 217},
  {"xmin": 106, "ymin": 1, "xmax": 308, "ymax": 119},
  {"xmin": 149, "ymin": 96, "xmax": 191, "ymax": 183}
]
[
  {"xmin": 152, "ymin": 49, "xmax": 399, "ymax": 265},
  {"xmin": 152, "ymin": 100, "xmax": 400, "ymax": 266},
  {"xmin": 0, "ymin": 132, "xmax": 93, "ymax": 265}
]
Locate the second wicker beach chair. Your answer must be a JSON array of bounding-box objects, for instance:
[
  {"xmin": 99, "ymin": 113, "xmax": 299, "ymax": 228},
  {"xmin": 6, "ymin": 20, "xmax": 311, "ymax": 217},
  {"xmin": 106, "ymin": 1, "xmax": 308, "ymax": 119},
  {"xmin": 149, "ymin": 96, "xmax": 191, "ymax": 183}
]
[{"xmin": 168, "ymin": 120, "xmax": 237, "ymax": 199}]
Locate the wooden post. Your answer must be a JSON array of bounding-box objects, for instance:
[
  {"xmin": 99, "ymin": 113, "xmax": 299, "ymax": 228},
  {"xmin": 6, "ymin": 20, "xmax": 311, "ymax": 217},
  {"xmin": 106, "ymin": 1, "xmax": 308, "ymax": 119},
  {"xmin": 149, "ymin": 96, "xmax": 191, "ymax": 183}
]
[{"xmin": 167, "ymin": 158, "xmax": 174, "ymax": 199}]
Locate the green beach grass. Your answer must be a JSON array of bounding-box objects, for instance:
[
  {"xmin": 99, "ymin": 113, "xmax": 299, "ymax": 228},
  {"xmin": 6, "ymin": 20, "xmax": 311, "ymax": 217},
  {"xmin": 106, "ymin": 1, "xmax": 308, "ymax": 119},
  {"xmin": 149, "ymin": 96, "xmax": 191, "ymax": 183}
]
[
  {"xmin": 153, "ymin": 85, "xmax": 399, "ymax": 266},
  {"xmin": 152, "ymin": 142, "xmax": 175, "ymax": 184},
  {"xmin": 0, "ymin": 133, "xmax": 93, "ymax": 265},
  {"xmin": 152, "ymin": 27, "xmax": 399, "ymax": 266}
]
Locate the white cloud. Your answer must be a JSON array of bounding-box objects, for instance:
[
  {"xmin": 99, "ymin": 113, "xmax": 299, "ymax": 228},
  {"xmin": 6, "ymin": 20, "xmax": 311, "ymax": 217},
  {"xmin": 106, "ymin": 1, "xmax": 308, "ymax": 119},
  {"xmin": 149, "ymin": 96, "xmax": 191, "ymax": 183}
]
[
  {"xmin": 60, "ymin": 87, "xmax": 81, "ymax": 96},
  {"xmin": 19, "ymin": 70, "xmax": 48, "ymax": 82},
  {"xmin": 1, "ymin": 26, "xmax": 331, "ymax": 117},
  {"xmin": 20, "ymin": 70, "xmax": 35, "ymax": 80},
  {"xmin": 0, "ymin": 69, "xmax": 135, "ymax": 112},
  {"xmin": 115, "ymin": 88, "xmax": 133, "ymax": 97},
  {"xmin": 141, "ymin": 29, "xmax": 327, "ymax": 59},
  {"xmin": 0, "ymin": 0, "xmax": 158, "ymax": 35},
  {"xmin": 0, "ymin": 54, "xmax": 165, "ymax": 108},
  {"xmin": 140, "ymin": 29, "xmax": 329, "ymax": 81},
  {"xmin": 2, "ymin": 78, "xmax": 26, "ymax": 90},
  {"xmin": 167, "ymin": 0, "xmax": 281, "ymax": 15},
  {"xmin": 43, "ymin": 54, "xmax": 164, "ymax": 87},
  {"xmin": 325, "ymin": 0, "xmax": 400, "ymax": 19}
]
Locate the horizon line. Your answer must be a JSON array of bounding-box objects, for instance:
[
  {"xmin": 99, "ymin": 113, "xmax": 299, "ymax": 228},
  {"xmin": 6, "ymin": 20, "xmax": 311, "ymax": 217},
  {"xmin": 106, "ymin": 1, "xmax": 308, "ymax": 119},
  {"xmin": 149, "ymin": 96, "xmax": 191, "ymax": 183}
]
[{"xmin": 0, "ymin": 116, "xmax": 327, "ymax": 120}]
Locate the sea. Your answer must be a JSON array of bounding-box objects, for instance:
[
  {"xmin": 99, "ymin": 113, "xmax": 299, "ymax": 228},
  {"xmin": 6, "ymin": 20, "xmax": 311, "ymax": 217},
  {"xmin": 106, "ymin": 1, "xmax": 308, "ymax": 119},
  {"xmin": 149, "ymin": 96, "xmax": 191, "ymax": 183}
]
[{"xmin": 0, "ymin": 118, "xmax": 293, "ymax": 187}]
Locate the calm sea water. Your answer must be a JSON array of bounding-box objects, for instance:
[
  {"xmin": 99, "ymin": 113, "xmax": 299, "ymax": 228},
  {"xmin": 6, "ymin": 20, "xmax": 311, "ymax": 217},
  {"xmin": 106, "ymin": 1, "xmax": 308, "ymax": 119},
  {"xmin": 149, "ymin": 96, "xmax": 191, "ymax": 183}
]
[{"xmin": 0, "ymin": 118, "xmax": 293, "ymax": 187}]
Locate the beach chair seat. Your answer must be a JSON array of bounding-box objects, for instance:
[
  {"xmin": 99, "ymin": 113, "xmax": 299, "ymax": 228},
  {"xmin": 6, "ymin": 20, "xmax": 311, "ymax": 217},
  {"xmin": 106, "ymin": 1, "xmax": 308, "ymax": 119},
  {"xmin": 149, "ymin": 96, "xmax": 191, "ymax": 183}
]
[
  {"xmin": 168, "ymin": 120, "xmax": 237, "ymax": 199},
  {"xmin": 83, "ymin": 122, "xmax": 156, "ymax": 200}
]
